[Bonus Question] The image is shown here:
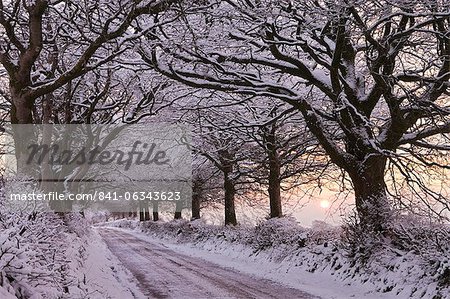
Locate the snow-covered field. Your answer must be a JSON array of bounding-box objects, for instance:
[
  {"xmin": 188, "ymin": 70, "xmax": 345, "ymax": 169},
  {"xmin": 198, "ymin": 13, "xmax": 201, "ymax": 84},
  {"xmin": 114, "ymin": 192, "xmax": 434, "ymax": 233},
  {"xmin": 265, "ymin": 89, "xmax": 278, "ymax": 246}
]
[{"xmin": 102, "ymin": 217, "xmax": 449, "ymax": 299}]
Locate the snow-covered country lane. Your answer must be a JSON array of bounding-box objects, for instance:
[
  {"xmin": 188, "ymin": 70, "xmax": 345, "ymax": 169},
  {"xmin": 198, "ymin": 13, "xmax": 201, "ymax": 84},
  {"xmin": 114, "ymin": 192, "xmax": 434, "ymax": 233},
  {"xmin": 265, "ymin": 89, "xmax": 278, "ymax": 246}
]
[{"xmin": 98, "ymin": 227, "xmax": 318, "ymax": 299}]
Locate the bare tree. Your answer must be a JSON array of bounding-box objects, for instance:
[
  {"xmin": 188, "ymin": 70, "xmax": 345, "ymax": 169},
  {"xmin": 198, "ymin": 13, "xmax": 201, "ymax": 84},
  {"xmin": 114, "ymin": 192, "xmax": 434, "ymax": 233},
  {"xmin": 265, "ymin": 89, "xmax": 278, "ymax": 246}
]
[
  {"xmin": 205, "ymin": 99, "xmax": 328, "ymax": 219},
  {"xmin": 144, "ymin": 0, "xmax": 450, "ymax": 231},
  {"xmin": 197, "ymin": 128, "xmax": 245, "ymax": 225},
  {"xmin": 190, "ymin": 157, "xmax": 221, "ymax": 220},
  {"xmin": 184, "ymin": 100, "xmax": 251, "ymax": 225},
  {"xmin": 0, "ymin": 0, "xmax": 181, "ymax": 167},
  {"xmin": 231, "ymin": 101, "xmax": 330, "ymax": 218}
]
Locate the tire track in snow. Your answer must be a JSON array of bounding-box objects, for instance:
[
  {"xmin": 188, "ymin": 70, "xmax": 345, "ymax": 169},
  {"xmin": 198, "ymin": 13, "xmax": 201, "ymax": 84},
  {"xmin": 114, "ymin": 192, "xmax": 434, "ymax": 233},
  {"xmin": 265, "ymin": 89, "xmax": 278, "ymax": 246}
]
[{"xmin": 98, "ymin": 228, "xmax": 319, "ymax": 299}]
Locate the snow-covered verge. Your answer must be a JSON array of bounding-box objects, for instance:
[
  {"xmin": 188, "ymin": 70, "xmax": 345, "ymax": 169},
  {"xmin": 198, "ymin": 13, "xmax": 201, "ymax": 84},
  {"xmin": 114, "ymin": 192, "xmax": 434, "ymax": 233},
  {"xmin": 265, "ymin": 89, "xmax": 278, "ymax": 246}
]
[
  {"xmin": 0, "ymin": 179, "xmax": 143, "ymax": 299},
  {"xmin": 103, "ymin": 217, "xmax": 450, "ymax": 299},
  {"xmin": 0, "ymin": 206, "xmax": 76, "ymax": 298},
  {"xmin": 77, "ymin": 228, "xmax": 146, "ymax": 299}
]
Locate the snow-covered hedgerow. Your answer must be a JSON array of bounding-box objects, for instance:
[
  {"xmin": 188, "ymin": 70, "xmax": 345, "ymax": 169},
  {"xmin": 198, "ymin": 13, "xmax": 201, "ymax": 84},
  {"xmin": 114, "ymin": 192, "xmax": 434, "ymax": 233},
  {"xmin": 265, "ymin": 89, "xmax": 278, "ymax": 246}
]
[
  {"xmin": 107, "ymin": 217, "xmax": 449, "ymax": 298},
  {"xmin": 0, "ymin": 178, "xmax": 93, "ymax": 298},
  {"xmin": 341, "ymin": 215, "xmax": 450, "ymax": 298}
]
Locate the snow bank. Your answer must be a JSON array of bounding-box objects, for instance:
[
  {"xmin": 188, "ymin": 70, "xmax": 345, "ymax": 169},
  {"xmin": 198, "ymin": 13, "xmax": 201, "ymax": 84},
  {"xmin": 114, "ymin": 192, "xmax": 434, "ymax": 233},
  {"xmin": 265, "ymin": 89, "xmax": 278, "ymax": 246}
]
[
  {"xmin": 0, "ymin": 209, "xmax": 75, "ymax": 298},
  {"xmin": 106, "ymin": 217, "xmax": 450, "ymax": 298},
  {"xmin": 0, "ymin": 179, "xmax": 143, "ymax": 299},
  {"xmin": 71, "ymin": 228, "xmax": 146, "ymax": 299}
]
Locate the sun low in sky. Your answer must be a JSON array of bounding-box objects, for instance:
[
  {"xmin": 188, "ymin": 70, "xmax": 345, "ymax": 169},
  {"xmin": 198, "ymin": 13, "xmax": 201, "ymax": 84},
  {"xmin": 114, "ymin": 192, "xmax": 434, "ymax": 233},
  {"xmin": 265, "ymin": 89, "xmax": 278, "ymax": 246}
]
[{"xmin": 319, "ymin": 200, "xmax": 331, "ymax": 209}]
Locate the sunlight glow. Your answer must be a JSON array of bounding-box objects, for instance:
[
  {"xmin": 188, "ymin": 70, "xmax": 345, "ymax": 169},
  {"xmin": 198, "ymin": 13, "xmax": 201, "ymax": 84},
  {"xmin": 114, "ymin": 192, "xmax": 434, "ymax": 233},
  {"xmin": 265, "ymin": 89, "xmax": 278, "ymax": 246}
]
[{"xmin": 319, "ymin": 200, "xmax": 331, "ymax": 209}]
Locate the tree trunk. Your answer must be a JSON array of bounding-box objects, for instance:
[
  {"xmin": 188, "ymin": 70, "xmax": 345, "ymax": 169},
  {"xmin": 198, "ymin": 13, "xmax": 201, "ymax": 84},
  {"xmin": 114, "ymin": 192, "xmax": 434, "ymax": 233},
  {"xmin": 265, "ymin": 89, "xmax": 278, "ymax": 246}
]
[
  {"xmin": 144, "ymin": 206, "xmax": 150, "ymax": 221},
  {"xmin": 268, "ymin": 165, "xmax": 282, "ymax": 218},
  {"xmin": 152, "ymin": 201, "xmax": 159, "ymax": 221},
  {"xmin": 224, "ymin": 172, "xmax": 237, "ymax": 225},
  {"xmin": 174, "ymin": 200, "xmax": 183, "ymax": 219},
  {"xmin": 350, "ymin": 157, "xmax": 391, "ymax": 232},
  {"xmin": 139, "ymin": 209, "xmax": 145, "ymax": 221},
  {"xmin": 266, "ymin": 128, "xmax": 282, "ymax": 218},
  {"xmin": 11, "ymin": 91, "xmax": 34, "ymax": 124},
  {"xmin": 218, "ymin": 148, "xmax": 238, "ymax": 226},
  {"xmin": 10, "ymin": 92, "xmax": 36, "ymax": 175},
  {"xmin": 191, "ymin": 180, "xmax": 201, "ymax": 220},
  {"xmin": 139, "ymin": 202, "xmax": 150, "ymax": 221}
]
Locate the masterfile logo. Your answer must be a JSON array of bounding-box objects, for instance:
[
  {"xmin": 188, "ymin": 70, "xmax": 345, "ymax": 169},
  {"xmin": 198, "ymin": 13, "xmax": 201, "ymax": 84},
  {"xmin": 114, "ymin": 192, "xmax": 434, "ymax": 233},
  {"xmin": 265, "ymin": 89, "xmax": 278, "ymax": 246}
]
[
  {"xmin": 1, "ymin": 124, "xmax": 192, "ymax": 213},
  {"xmin": 26, "ymin": 140, "xmax": 170, "ymax": 170}
]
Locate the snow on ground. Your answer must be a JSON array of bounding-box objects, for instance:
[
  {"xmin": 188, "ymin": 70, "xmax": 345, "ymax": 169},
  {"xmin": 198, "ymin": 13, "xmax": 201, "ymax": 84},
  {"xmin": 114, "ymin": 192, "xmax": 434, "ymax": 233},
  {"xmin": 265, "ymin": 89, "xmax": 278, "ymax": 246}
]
[
  {"xmin": 101, "ymin": 218, "xmax": 449, "ymax": 299},
  {"xmin": 72, "ymin": 228, "xmax": 146, "ymax": 299},
  {"xmin": 0, "ymin": 178, "xmax": 147, "ymax": 299},
  {"xmin": 0, "ymin": 286, "xmax": 16, "ymax": 299},
  {"xmin": 0, "ymin": 222, "xmax": 146, "ymax": 299},
  {"xmin": 0, "ymin": 211, "xmax": 144, "ymax": 298},
  {"xmin": 110, "ymin": 227, "xmax": 388, "ymax": 299},
  {"xmin": 99, "ymin": 227, "xmax": 315, "ymax": 298}
]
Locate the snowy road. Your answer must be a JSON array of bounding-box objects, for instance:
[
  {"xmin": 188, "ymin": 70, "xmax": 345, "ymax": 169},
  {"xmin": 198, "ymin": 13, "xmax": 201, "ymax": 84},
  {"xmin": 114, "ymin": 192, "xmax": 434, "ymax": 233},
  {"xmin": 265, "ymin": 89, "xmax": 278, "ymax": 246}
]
[{"xmin": 98, "ymin": 228, "xmax": 318, "ymax": 299}]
